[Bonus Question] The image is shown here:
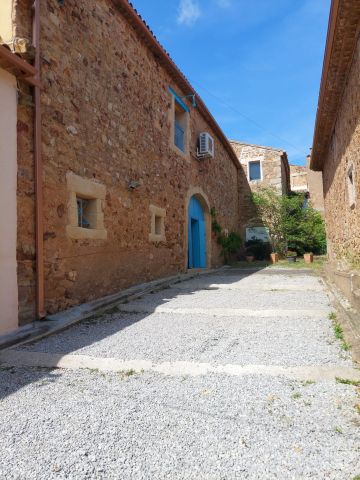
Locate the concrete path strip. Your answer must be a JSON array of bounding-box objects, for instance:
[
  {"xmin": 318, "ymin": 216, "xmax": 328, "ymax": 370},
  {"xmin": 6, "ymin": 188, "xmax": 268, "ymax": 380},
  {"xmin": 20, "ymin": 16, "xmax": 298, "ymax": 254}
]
[
  {"xmin": 118, "ymin": 305, "xmax": 330, "ymax": 318},
  {"xmin": 1, "ymin": 350, "xmax": 359, "ymax": 382}
]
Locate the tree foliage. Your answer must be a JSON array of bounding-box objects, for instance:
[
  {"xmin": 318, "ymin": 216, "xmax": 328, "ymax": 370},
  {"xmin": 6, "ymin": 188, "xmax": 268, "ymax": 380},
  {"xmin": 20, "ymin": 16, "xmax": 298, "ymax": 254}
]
[{"xmin": 252, "ymin": 187, "xmax": 326, "ymax": 255}]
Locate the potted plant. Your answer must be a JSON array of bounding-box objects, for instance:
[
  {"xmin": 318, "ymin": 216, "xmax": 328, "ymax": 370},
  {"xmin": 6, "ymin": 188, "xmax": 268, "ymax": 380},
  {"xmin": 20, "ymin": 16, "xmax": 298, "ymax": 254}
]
[
  {"xmin": 245, "ymin": 254, "xmax": 255, "ymax": 263},
  {"xmin": 270, "ymin": 252, "xmax": 279, "ymax": 264},
  {"xmin": 304, "ymin": 252, "xmax": 314, "ymax": 264},
  {"xmin": 286, "ymin": 250, "xmax": 297, "ymax": 263}
]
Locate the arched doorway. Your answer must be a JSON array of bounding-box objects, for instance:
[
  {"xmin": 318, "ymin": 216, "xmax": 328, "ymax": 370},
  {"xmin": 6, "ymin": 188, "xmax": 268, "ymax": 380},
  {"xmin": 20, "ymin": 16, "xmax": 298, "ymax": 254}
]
[{"xmin": 188, "ymin": 195, "xmax": 207, "ymax": 268}]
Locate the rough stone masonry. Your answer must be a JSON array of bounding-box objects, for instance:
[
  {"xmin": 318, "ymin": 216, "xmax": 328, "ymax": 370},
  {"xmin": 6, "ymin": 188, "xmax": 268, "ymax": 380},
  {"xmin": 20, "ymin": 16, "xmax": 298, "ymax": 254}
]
[{"xmin": 5, "ymin": 0, "xmax": 252, "ymax": 326}]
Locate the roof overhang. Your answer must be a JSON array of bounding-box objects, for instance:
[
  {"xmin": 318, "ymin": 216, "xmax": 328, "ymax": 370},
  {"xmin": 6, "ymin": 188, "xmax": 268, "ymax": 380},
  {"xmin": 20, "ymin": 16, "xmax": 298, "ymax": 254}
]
[
  {"xmin": 310, "ymin": 0, "xmax": 360, "ymax": 171},
  {"xmin": 0, "ymin": 44, "xmax": 40, "ymax": 87}
]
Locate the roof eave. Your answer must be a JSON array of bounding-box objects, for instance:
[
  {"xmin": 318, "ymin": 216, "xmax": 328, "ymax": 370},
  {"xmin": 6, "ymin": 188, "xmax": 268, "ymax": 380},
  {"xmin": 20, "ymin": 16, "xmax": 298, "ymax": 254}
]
[
  {"xmin": 112, "ymin": 0, "xmax": 240, "ymax": 170},
  {"xmin": 310, "ymin": 0, "xmax": 360, "ymax": 172}
]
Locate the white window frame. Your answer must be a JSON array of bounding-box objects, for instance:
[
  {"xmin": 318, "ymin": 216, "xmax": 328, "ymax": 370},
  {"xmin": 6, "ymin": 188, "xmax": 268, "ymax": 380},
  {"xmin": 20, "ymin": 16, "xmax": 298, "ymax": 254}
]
[{"xmin": 247, "ymin": 158, "xmax": 263, "ymax": 182}]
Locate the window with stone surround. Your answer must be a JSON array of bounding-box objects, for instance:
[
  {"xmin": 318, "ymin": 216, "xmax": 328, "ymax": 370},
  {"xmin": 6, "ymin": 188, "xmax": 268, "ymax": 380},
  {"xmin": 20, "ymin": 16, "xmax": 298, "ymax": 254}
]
[
  {"xmin": 169, "ymin": 87, "xmax": 190, "ymax": 156},
  {"xmin": 347, "ymin": 164, "xmax": 356, "ymax": 209},
  {"xmin": 248, "ymin": 160, "xmax": 262, "ymax": 181},
  {"xmin": 66, "ymin": 172, "xmax": 107, "ymax": 240},
  {"xmin": 149, "ymin": 205, "xmax": 166, "ymax": 242}
]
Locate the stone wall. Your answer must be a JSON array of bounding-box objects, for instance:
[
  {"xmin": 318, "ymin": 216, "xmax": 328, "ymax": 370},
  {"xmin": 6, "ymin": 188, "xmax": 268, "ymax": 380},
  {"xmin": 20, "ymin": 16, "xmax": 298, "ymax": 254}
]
[
  {"xmin": 306, "ymin": 157, "xmax": 325, "ymax": 214},
  {"xmin": 289, "ymin": 162, "xmax": 324, "ymax": 213},
  {"xmin": 13, "ymin": 0, "xmax": 243, "ymax": 321},
  {"xmin": 230, "ymin": 141, "xmax": 289, "ymax": 194},
  {"xmin": 322, "ymin": 35, "xmax": 360, "ymax": 271},
  {"xmin": 290, "ymin": 165, "xmax": 308, "ymax": 192},
  {"xmin": 230, "ymin": 141, "xmax": 289, "ymax": 230}
]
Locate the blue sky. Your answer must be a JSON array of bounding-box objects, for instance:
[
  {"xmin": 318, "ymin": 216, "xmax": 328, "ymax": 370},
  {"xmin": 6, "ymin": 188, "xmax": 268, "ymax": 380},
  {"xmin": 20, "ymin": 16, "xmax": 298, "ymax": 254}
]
[{"xmin": 130, "ymin": 0, "xmax": 331, "ymax": 165}]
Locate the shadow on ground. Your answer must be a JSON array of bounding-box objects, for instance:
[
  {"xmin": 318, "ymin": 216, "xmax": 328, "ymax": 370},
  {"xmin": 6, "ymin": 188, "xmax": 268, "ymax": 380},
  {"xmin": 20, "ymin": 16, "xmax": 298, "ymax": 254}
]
[{"xmin": 0, "ymin": 265, "xmax": 319, "ymax": 399}]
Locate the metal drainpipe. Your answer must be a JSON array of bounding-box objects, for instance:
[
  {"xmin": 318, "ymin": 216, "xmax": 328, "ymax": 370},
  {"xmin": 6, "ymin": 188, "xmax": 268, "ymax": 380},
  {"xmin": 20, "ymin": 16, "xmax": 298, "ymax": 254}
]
[{"xmin": 32, "ymin": 0, "xmax": 45, "ymax": 319}]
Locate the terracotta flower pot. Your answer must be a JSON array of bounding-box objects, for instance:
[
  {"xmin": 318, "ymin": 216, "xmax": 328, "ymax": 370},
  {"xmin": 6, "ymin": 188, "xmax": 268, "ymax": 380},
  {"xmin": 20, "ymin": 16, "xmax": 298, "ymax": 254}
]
[
  {"xmin": 245, "ymin": 255, "xmax": 255, "ymax": 263},
  {"xmin": 270, "ymin": 252, "xmax": 279, "ymax": 264},
  {"xmin": 304, "ymin": 253, "xmax": 314, "ymax": 264}
]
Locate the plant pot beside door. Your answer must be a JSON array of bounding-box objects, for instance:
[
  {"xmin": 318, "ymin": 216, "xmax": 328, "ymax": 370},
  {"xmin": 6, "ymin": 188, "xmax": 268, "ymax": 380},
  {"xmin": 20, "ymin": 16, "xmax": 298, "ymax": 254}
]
[
  {"xmin": 286, "ymin": 251, "xmax": 297, "ymax": 263},
  {"xmin": 270, "ymin": 252, "xmax": 279, "ymax": 264},
  {"xmin": 245, "ymin": 255, "xmax": 255, "ymax": 263},
  {"xmin": 304, "ymin": 253, "xmax": 314, "ymax": 264}
]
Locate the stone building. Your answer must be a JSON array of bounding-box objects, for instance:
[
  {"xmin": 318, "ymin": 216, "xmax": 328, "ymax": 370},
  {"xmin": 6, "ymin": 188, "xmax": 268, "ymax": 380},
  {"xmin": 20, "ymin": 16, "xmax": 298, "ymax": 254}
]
[
  {"xmin": 290, "ymin": 158, "xmax": 325, "ymax": 214},
  {"xmin": 290, "ymin": 164, "xmax": 308, "ymax": 193},
  {"xmin": 230, "ymin": 141, "xmax": 290, "ymax": 194},
  {"xmin": 0, "ymin": 0, "xmax": 249, "ymax": 336},
  {"xmin": 230, "ymin": 140, "xmax": 290, "ymax": 240},
  {"xmin": 310, "ymin": 0, "xmax": 360, "ymax": 308}
]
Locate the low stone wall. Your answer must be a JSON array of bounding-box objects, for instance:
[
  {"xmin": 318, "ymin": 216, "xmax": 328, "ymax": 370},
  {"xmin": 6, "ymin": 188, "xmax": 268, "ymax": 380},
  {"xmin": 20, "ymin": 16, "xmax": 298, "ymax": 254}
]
[{"xmin": 324, "ymin": 263, "xmax": 360, "ymax": 312}]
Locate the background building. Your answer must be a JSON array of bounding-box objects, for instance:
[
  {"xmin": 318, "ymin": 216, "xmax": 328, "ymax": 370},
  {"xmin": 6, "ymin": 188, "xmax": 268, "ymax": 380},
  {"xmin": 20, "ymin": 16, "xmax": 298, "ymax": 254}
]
[
  {"xmin": 290, "ymin": 156, "xmax": 325, "ymax": 214},
  {"xmin": 230, "ymin": 140, "xmax": 290, "ymax": 241}
]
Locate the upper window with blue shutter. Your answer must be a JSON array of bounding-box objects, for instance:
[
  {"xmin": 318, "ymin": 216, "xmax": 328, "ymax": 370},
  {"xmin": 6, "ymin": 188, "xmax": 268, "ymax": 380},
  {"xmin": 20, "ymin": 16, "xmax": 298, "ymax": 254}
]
[{"xmin": 168, "ymin": 87, "xmax": 190, "ymax": 155}]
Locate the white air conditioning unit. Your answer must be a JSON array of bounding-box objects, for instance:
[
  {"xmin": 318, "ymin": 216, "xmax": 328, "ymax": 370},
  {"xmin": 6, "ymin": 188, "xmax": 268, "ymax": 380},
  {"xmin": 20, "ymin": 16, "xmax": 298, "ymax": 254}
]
[{"xmin": 197, "ymin": 132, "xmax": 214, "ymax": 159}]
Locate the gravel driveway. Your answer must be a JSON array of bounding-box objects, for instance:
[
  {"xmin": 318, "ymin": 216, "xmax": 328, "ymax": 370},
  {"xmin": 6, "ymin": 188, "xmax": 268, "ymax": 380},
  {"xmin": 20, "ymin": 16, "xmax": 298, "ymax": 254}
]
[{"xmin": 0, "ymin": 267, "xmax": 359, "ymax": 479}]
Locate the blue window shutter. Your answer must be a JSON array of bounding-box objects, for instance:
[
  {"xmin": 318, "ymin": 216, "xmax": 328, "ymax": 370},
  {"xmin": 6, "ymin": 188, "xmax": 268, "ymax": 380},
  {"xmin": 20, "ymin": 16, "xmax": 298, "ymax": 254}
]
[{"xmin": 168, "ymin": 86, "xmax": 190, "ymax": 112}]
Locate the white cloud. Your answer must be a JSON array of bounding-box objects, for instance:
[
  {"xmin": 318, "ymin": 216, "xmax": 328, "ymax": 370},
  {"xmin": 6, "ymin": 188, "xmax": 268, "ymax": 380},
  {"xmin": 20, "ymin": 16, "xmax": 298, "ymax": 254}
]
[{"xmin": 177, "ymin": 0, "xmax": 201, "ymax": 26}]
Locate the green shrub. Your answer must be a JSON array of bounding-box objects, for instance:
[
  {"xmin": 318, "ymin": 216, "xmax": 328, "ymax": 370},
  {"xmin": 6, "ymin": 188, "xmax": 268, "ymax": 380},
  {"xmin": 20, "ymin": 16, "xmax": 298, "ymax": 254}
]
[
  {"xmin": 218, "ymin": 231, "xmax": 242, "ymax": 264},
  {"xmin": 252, "ymin": 188, "xmax": 327, "ymax": 256},
  {"xmin": 245, "ymin": 239, "xmax": 271, "ymax": 260}
]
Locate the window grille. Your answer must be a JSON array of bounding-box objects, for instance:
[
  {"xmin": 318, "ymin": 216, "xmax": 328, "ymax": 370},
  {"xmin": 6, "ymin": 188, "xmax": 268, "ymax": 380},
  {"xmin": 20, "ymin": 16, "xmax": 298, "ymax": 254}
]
[{"xmin": 77, "ymin": 198, "xmax": 90, "ymax": 228}]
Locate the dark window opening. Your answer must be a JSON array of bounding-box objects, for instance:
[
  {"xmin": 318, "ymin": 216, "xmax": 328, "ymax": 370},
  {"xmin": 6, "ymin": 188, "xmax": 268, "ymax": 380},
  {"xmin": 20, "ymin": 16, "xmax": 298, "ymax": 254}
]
[
  {"xmin": 77, "ymin": 197, "xmax": 92, "ymax": 229},
  {"xmin": 154, "ymin": 215, "xmax": 163, "ymax": 236},
  {"xmin": 249, "ymin": 161, "xmax": 261, "ymax": 181}
]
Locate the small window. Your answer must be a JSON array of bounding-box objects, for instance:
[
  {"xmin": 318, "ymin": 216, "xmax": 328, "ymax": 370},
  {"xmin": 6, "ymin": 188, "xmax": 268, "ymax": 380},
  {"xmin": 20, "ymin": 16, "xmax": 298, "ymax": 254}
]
[
  {"xmin": 174, "ymin": 103, "xmax": 187, "ymax": 152},
  {"xmin": 66, "ymin": 172, "xmax": 107, "ymax": 240},
  {"xmin": 154, "ymin": 215, "xmax": 163, "ymax": 236},
  {"xmin": 347, "ymin": 165, "xmax": 356, "ymax": 209},
  {"xmin": 249, "ymin": 161, "xmax": 261, "ymax": 181},
  {"xmin": 149, "ymin": 205, "xmax": 166, "ymax": 242}
]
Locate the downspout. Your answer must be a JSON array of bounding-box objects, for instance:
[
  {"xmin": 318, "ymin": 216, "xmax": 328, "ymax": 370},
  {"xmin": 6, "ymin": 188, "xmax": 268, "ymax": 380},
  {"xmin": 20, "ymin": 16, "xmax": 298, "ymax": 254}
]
[{"xmin": 32, "ymin": 0, "xmax": 45, "ymax": 318}]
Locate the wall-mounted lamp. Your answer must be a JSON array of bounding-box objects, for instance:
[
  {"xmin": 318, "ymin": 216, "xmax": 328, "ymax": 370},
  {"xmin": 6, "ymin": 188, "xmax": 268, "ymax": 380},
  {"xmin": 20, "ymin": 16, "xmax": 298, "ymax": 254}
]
[
  {"xmin": 180, "ymin": 94, "xmax": 197, "ymax": 108},
  {"xmin": 128, "ymin": 180, "xmax": 141, "ymax": 190}
]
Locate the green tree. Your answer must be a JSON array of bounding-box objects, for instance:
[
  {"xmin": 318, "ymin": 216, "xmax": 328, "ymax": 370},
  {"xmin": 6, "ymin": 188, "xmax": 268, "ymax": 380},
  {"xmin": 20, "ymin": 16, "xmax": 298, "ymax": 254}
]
[
  {"xmin": 252, "ymin": 187, "xmax": 327, "ymax": 256},
  {"xmin": 251, "ymin": 187, "xmax": 287, "ymax": 254}
]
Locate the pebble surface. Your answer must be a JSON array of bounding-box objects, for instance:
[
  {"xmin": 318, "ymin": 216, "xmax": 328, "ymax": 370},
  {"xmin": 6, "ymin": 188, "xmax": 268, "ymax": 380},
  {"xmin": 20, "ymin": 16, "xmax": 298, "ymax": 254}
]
[{"xmin": 1, "ymin": 268, "xmax": 359, "ymax": 479}]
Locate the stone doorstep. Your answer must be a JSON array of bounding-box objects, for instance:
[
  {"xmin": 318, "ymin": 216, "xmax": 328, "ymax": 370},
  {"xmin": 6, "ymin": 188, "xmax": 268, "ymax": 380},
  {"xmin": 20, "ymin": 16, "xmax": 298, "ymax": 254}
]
[
  {"xmin": 1, "ymin": 350, "xmax": 360, "ymax": 382},
  {"xmin": 0, "ymin": 267, "xmax": 226, "ymax": 352}
]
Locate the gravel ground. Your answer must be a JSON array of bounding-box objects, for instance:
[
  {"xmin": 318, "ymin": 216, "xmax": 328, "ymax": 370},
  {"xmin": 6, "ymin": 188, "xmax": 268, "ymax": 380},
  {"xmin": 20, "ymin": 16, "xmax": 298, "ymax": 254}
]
[
  {"xmin": 1, "ymin": 268, "xmax": 360, "ymax": 479},
  {"xmin": 0, "ymin": 369, "xmax": 359, "ymax": 480},
  {"xmin": 112, "ymin": 286, "xmax": 331, "ymax": 312},
  {"xmin": 18, "ymin": 311, "xmax": 352, "ymax": 367}
]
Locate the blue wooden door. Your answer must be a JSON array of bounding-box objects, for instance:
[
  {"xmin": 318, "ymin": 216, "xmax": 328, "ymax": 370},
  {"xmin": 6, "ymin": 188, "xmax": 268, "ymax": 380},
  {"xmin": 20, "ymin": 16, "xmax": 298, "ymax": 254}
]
[{"xmin": 188, "ymin": 196, "xmax": 206, "ymax": 268}]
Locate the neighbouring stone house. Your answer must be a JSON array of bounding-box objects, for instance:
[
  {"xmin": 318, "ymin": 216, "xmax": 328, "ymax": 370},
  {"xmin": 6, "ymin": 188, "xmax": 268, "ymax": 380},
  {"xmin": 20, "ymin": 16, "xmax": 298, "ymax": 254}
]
[
  {"xmin": 230, "ymin": 140, "xmax": 290, "ymax": 241},
  {"xmin": 290, "ymin": 157, "xmax": 325, "ymax": 214},
  {"xmin": 290, "ymin": 164, "xmax": 308, "ymax": 193},
  {"xmin": 0, "ymin": 0, "xmax": 250, "ymax": 336},
  {"xmin": 310, "ymin": 0, "xmax": 360, "ymax": 308}
]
